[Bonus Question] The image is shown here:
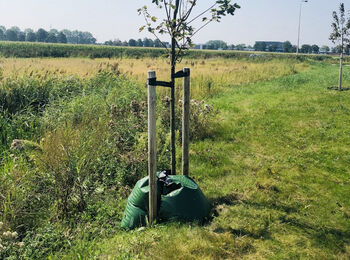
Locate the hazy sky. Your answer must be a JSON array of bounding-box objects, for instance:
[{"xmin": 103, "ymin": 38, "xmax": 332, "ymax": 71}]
[{"xmin": 0, "ymin": 0, "xmax": 347, "ymax": 46}]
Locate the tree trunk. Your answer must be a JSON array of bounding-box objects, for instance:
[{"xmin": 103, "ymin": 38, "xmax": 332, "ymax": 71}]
[
  {"xmin": 339, "ymin": 50, "xmax": 343, "ymax": 91},
  {"xmin": 170, "ymin": 0, "xmax": 180, "ymax": 175}
]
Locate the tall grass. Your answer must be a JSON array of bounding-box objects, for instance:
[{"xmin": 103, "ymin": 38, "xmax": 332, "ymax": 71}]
[{"xmin": 1, "ymin": 57, "xmax": 309, "ymax": 100}]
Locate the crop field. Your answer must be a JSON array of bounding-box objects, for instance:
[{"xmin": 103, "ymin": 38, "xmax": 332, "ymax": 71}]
[{"xmin": 0, "ymin": 52, "xmax": 350, "ymax": 259}]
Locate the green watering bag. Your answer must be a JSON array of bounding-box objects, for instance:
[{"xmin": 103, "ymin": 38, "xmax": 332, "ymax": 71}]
[{"xmin": 121, "ymin": 173, "xmax": 210, "ymax": 229}]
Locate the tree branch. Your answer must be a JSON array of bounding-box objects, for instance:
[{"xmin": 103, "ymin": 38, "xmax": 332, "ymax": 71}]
[
  {"xmin": 187, "ymin": 3, "xmax": 217, "ymax": 26},
  {"xmin": 176, "ymin": 0, "xmax": 197, "ymax": 31},
  {"xmin": 142, "ymin": 11, "xmax": 170, "ymax": 53}
]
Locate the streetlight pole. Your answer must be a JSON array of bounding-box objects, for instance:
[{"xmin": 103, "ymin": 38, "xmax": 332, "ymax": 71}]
[{"xmin": 297, "ymin": 0, "xmax": 308, "ymax": 54}]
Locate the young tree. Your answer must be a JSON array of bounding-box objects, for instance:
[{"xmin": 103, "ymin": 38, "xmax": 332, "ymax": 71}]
[
  {"xmin": 139, "ymin": 0, "xmax": 240, "ymax": 174},
  {"xmin": 330, "ymin": 3, "xmax": 350, "ymax": 90}
]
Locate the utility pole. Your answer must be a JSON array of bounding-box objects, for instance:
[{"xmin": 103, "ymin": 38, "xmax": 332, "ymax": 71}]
[
  {"xmin": 170, "ymin": 0, "xmax": 181, "ymax": 176},
  {"xmin": 297, "ymin": 0, "xmax": 308, "ymax": 54}
]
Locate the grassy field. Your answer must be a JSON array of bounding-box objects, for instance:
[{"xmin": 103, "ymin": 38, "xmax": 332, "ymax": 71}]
[
  {"xmin": 0, "ymin": 55, "xmax": 349, "ymax": 259},
  {"xmin": 53, "ymin": 61, "xmax": 350, "ymax": 259},
  {"xmin": 0, "ymin": 57, "xmax": 307, "ymax": 98}
]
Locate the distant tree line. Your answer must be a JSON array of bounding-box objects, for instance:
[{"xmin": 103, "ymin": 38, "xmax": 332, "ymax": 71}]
[
  {"xmin": 103, "ymin": 39, "xmax": 255, "ymax": 51},
  {"xmin": 0, "ymin": 26, "xmax": 96, "ymax": 44},
  {"xmin": 193, "ymin": 40, "xmax": 253, "ymax": 51},
  {"xmin": 104, "ymin": 38, "xmax": 165, "ymax": 48},
  {"xmin": 193, "ymin": 40, "xmax": 339, "ymax": 54},
  {"xmin": 1, "ymin": 25, "xmax": 345, "ymax": 54},
  {"xmin": 295, "ymin": 44, "xmax": 349, "ymax": 54},
  {"xmin": 106, "ymin": 37, "xmax": 342, "ymax": 54},
  {"xmin": 253, "ymin": 41, "xmax": 345, "ymax": 54}
]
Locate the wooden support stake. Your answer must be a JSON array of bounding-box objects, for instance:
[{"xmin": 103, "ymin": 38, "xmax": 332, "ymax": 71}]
[
  {"xmin": 148, "ymin": 71, "xmax": 157, "ymax": 225},
  {"xmin": 182, "ymin": 68, "xmax": 190, "ymax": 176}
]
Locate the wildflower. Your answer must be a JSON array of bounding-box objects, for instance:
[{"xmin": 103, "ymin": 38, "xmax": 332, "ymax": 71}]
[
  {"xmin": 162, "ymin": 96, "xmax": 171, "ymax": 105},
  {"xmin": 0, "ymin": 243, "xmax": 5, "ymax": 250},
  {"xmin": 10, "ymin": 139, "xmax": 25, "ymax": 151},
  {"xmin": 3, "ymin": 231, "xmax": 11, "ymax": 237},
  {"xmin": 11, "ymin": 232, "xmax": 18, "ymax": 238},
  {"xmin": 191, "ymin": 99, "xmax": 198, "ymax": 106},
  {"xmin": 17, "ymin": 242, "xmax": 25, "ymax": 248}
]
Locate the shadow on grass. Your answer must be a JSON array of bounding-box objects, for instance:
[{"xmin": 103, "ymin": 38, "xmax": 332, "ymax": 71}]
[
  {"xmin": 207, "ymin": 194, "xmax": 350, "ymax": 253},
  {"xmin": 209, "ymin": 192, "xmax": 242, "ymax": 207},
  {"xmin": 241, "ymin": 200, "xmax": 299, "ymax": 214},
  {"xmin": 279, "ymin": 215, "xmax": 350, "ymax": 251},
  {"xmin": 327, "ymin": 86, "xmax": 350, "ymax": 91},
  {"xmin": 212, "ymin": 225, "xmax": 271, "ymax": 240}
]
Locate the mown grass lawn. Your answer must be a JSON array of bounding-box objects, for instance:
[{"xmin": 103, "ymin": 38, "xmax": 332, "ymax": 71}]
[{"xmin": 56, "ymin": 63, "xmax": 350, "ymax": 259}]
